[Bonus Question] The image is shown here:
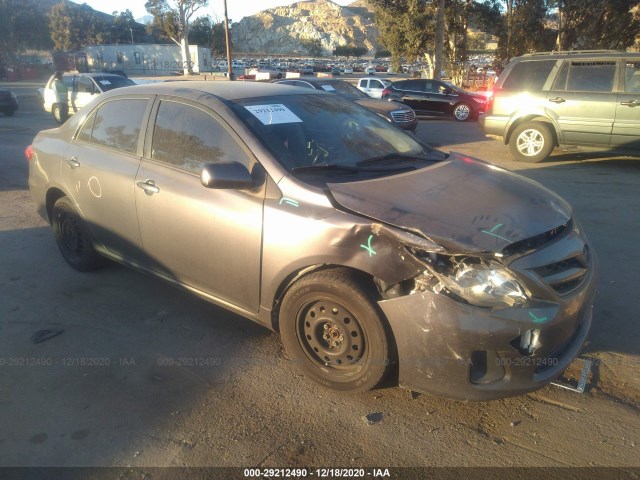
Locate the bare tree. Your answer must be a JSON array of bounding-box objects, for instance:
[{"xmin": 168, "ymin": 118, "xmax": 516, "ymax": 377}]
[{"xmin": 145, "ymin": 0, "xmax": 208, "ymax": 75}]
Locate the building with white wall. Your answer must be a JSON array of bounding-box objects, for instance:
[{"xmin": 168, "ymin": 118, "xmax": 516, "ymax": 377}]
[{"xmin": 83, "ymin": 44, "xmax": 213, "ymax": 75}]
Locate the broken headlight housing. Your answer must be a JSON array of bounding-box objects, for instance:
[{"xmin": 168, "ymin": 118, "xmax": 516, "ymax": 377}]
[{"xmin": 413, "ymin": 254, "xmax": 529, "ymax": 308}]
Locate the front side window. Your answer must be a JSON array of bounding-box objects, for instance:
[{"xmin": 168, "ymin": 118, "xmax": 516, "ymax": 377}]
[
  {"xmin": 90, "ymin": 99, "xmax": 147, "ymax": 155},
  {"xmin": 624, "ymin": 61, "xmax": 640, "ymax": 93},
  {"xmin": 77, "ymin": 76, "xmax": 95, "ymax": 93},
  {"xmin": 151, "ymin": 100, "xmax": 250, "ymax": 174}
]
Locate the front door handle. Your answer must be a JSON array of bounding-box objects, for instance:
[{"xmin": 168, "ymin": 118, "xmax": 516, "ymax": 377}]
[
  {"xmin": 136, "ymin": 180, "xmax": 160, "ymax": 194},
  {"xmin": 620, "ymin": 99, "xmax": 640, "ymax": 107},
  {"xmin": 65, "ymin": 157, "xmax": 80, "ymax": 168},
  {"xmin": 549, "ymin": 97, "xmax": 566, "ymax": 104}
]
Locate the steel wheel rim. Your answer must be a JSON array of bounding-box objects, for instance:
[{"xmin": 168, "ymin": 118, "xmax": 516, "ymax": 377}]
[
  {"xmin": 454, "ymin": 104, "xmax": 470, "ymax": 120},
  {"xmin": 59, "ymin": 212, "xmax": 83, "ymax": 258},
  {"xmin": 297, "ymin": 298, "xmax": 366, "ymax": 375},
  {"xmin": 516, "ymin": 129, "xmax": 545, "ymax": 156}
]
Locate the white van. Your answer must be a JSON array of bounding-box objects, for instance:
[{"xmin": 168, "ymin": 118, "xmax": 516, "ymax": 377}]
[{"xmin": 42, "ymin": 73, "xmax": 135, "ymax": 123}]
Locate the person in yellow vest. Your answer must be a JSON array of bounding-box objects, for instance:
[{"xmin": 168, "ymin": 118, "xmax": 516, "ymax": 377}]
[{"xmin": 53, "ymin": 71, "xmax": 69, "ymax": 122}]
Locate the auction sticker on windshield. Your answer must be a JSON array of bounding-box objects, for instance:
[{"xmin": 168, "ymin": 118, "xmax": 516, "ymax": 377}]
[{"xmin": 245, "ymin": 104, "xmax": 303, "ymax": 125}]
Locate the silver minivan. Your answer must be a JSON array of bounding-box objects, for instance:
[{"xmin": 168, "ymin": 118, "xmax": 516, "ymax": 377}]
[{"xmin": 480, "ymin": 50, "xmax": 640, "ymax": 162}]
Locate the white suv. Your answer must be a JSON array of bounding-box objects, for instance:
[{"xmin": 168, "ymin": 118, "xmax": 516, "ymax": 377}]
[
  {"xmin": 357, "ymin": 78, "xmax": 391, "ymax": 99},
  {"xmin": 42, "ymin": 73, "xmax": 135, "ymax": 123}
]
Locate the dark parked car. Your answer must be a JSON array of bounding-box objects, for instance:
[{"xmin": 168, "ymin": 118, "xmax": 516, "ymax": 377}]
[
  {"xmin": 274, "ymin": 78, "xmax": 418, "ymax": 132},
  {"xmin": 382, "ymin": 79, "xmax": 487, "ymax": 121},
  {"xmin": 27, "ymin": 82, "xmax": 598, "ymax": 401},
  {"xmin": 0, "ymin": 88, "xmax": 19, "ymax": 116},
  {"xmin": 480, "ymin": 50, "xmax": 640, "ymax": 162}
]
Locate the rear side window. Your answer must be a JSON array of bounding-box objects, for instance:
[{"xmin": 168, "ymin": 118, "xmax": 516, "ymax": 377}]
[
  {"xmin": 90, "ymin": 99, "xmax": 147, "ymax": 154},
  {"xmin": 501, "ymin": 60, "xmax": 555, "ymax": 91},
  {"xmin": 77, "ymin": 111, "xmax": 96, "ymax": 143},
  {"xmin": 151, "ymin": 101, "xmax": 250, "ymax": 174},
  {"xmin": 396, "ymin": 80, "xmax": 425, "ymax": 92},
  {"xmin": 553, "ymin": 61, "xmax": 616, "ymax": 92}
]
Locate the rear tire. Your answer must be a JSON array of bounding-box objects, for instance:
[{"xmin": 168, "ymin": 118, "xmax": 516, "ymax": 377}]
[
  {"xmin": 509, "ymin": 121, "xmax": 554, "ymax": 163},
  {"xmin": 280, "ymin": 269, "xmax": 393, "ymax": 393},
  {"xmin": 52, "ymin": 197, "xmax": 105, "ymax": 272},
  {"xmin": 453, "ymin": 102, "xmax": 472, "ymax": 122}
]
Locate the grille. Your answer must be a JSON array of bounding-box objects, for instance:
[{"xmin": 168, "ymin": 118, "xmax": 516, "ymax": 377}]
[
  {"xmin": 390, "ymin": 109, "xmax": 416, "ymax": 123},
  {"xmin": 531, "ymin": 247, "xmax": 590, "ymax": 296}
]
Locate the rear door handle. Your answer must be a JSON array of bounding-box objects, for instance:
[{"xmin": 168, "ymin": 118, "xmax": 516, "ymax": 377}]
[
  {"xmin": 136, "ymin": 180, "xmax": 160, "ymax": 194},
  {"xmin": 65, "ymin": 156, "xmax": 80, "ymax": 168},
  {"xmin": 620, "ymin": 99, "xmax": 640, "ymax": 107},
  {"xmin": 549, "ymin": 97, "xmax": 566, "ymax": 104}
]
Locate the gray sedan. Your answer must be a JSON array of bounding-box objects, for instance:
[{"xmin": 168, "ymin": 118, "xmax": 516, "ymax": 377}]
[{"xmin": 27, "ymin": 82, "xmax": 598, "ymax": 400}]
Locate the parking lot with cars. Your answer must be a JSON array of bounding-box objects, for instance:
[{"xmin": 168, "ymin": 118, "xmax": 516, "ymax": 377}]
[{"xmin": 0, "ymin": 89, "xmax": 638, "ymax": 473}]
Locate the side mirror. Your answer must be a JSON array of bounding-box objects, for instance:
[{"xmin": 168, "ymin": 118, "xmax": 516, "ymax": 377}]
[{"xmin": 200, "ymin": 161, "xmax": 255, "ymax": 190}]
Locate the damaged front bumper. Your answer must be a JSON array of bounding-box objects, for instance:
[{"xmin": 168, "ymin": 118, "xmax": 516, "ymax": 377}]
[{"xmin": 378, "ymin": 251, "xmax": 598, "ymax": 401}]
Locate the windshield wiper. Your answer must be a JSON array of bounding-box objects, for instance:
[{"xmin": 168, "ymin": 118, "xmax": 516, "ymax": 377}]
[
  {"xmin": 291, "ymin": 164, "xmax": 361, "ymax": 174},
  {"xmin": 355, "ymin": 153, "xmax": 431, "ymax": 166},
  {"xmin": 291, "ymin": 163, "xmax": 416, "ymax": 175}
]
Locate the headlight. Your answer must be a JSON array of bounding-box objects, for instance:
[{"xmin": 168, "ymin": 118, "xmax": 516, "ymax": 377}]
[
  {"xmin": 413, "ymin": 254, "xmax": 528, "ymax": 308},
  {"xmin": 447, "ymin": 261, "xmax": 528, "ymax": 308}
]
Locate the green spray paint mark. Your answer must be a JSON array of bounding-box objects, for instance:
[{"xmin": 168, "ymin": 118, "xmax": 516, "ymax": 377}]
[
  {"xmin": 279, "ymin": 197, "xmax": 299, "ymax": 207},
  {"xmin": 528, "ymin": 312, "xmax": 549, "ymax": 324},
  {"xmin": 481, "ymin": 223, "xmax": 511, "ymax": 242},
  {"xmin": 360, "ymin": 235, "xmax": 376, "ymax": 256}
]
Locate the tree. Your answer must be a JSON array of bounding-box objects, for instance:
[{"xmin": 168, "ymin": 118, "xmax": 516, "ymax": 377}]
[
  {"xmin": 554, "ymin": 0, "xmax": 640, "ymax": 50},
  {"xmin": 0, "ymin": 0, "xmax": 52, "ymax": 62},
  {"xmin": 333, "ymin": 46, "xmax": 368, "ymax": 57},
  {"xmin": 145, "ymin": 0, "xmax": 208, "ymax": 74},
  {"xmin": 301, "ymin": 39, "xmax": 324, "ymax": 57},
  {"xmin": 49, "ymin": 1, "xmax": 98, "ymax": 51}
]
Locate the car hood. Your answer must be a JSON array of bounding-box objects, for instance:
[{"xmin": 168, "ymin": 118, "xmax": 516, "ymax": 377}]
[
  {"xmin": 354, "ymin": 98, "xmax": 412, "ymax": 114},
  {"xmin": 327, "ymin": 153, "xmax": 572, "ymax": 254}
]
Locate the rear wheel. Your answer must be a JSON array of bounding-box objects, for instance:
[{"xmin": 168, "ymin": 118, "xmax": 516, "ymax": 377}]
[
  {"xmin": 509, "ymin": 121, "xmax": 554, "ymax": 163},
  {"xmin": 52, "ymin": 197, "xmax": 105, "ymax": 272},
  {"xmin": 453, "ymin": 102, "xmax": 472, "ymax": 121},
  {"xmin": 280, "ymin": 269, "xmax": 393, "ymax": 393}
]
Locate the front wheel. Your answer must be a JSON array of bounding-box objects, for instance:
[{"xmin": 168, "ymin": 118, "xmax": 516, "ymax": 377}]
[
  {"xmin": 453, "ymin": 102, "xmax": 472, "ymax": 122},
  {"xmin": 280, "ymin": 269, "xmax": 393, "ymax": 393},
  {"xmin": 509, "ymin": 121, "xmax": 554, "ymax": 163},
  {"xmin": 52, "ymin": 197, "xmax": 105, "ymax": 272}
]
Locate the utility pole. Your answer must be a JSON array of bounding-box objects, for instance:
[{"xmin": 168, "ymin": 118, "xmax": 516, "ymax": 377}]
[
  {"xmin": 224, "ymin": 0, "xmax": 233, "ymax": 80},
  {"xmin": 129, "ymin": 28, "xmax": 133, "ymax": 45}
]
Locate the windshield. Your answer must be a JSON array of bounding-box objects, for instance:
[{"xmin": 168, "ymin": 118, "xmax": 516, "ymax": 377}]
[
  {"xmin": 230, "ymin": 94, "xmax": 439, "ymax": 176},
  {"xmin": 93, "ymin": 76, "xmax": 136, "ymax": 91}
]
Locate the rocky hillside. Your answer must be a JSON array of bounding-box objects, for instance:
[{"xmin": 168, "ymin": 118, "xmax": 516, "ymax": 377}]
[{"xmin": 231, "ymin": 0, "xmax": 380, "ymax": 55}]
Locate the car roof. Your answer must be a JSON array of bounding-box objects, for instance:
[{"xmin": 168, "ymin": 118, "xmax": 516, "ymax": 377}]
[
  {"xmin": 516, "ymin": 50, "xmax": 638, "ymax": 61},
  {"xmin": 100, "ymin": 80, "xmax": 325, "ymax": 101},
  {"xmin": 60, "ymin": 72, "xmax": 125, "ymax": 78}
]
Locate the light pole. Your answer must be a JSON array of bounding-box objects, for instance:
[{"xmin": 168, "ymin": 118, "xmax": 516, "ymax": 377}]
[
  {"xmin": 223, "ymin": 0, "xmax": 233, "ymax": 80},
  {"xmin": 129, "ymin": 28, "xmax": 134, "ymax": 45}
]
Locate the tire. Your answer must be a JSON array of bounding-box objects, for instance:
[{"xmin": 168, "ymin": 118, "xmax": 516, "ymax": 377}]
[
  {"xmin": 51, "ymin": 197, "xmax": 105, "ymax": 272},
  {"xmin": 509, "ymin": 121, "xmax": 555, "ymax": 163},
  {"xmin": 279, "ymin": 269, "xmax": 393, "ymax": 393},
  {"xmin": 52, "ymin": 103, "xmax": 66, "ymax": 124},
  {"xmin": 453, "ymin": 102, "xmax": 472, "ymax": 122}
]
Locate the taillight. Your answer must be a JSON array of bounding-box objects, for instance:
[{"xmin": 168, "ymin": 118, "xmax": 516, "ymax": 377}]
[
  {"xmin": 381, "ymin": 88, "xmax": 392, "ymax": 98},
  {"xmin": 25, "ymin": 145, "xmax": 34, "ymax": 161},
  {"xmin": 485, "ymin": 89, "xmax": 495, "ymax": 112}
]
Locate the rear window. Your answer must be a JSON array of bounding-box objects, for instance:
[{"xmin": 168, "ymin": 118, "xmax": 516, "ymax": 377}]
[
  {"xmin": 92, "ymin": 76, "xmax": 135, "ymax": 91},
  {"xmin": 501, "ymin": 60, "xmax": 556, "ymax": 91}
]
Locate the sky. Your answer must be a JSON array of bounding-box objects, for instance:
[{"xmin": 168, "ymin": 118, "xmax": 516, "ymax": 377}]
[{"xmin": 81, "ymin": 0, "xmax": 355, "ymax": 23}]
